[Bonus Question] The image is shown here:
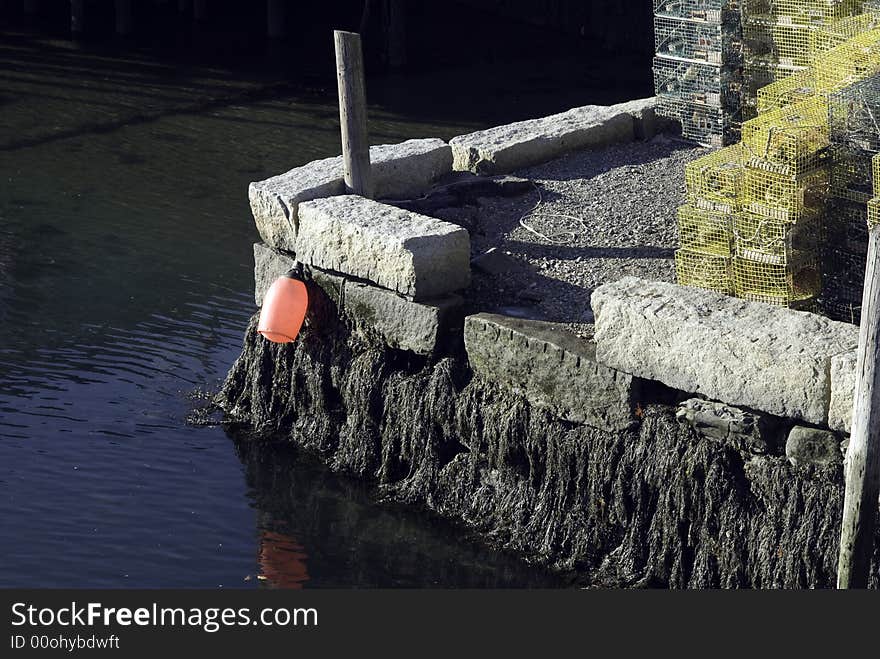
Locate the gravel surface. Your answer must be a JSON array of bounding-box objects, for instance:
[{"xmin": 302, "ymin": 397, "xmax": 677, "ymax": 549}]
[{"xmin": 429, "ymin": 135, "xmax": 707, "ymax": 337}]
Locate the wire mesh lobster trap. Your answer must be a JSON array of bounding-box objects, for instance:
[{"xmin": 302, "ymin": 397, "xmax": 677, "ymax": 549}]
[
  {"xmin": 741, "ymin": 60, "xmax": 807, "ymax": 118},
  {"xmin": 828, "ymin": 74, "xmax": 880, "ymax": 152},
  {"xmin": 732, "ymin": 253, "xmax": 821, "ymax": 305},
  {"xmin": 675, "ymin": 248, "xmax": 734, "ymax": 293},
  {"xmin": 872, "ymin": 152, "xmax": 880, "ymax": 193},
  {"xmin": 829, "ymin": 144, "xmax": 874, "ymax": 202},
  {"xmin": 684, "ymin": 143, "xmax": 744, "ymax": 210},
  {"xmin": 757, "ymin": 68, "xmax": 817, "ymax": 113},
  {"xmin": 733, "ymin": 209, "xmax": 822, "ymax": 263},
  {"xmin": 653, "ymin": 56, "xmax": 743, "ymax": 109},
  {"xmin": 678, "ymin": 204, "xmax": 734, "ymax": 254},
  {"xmin": 741, "ymin": 96, "xmax": 830, "ymax": 176},
  {"xmin": 742, "ymin": 0, "xmax": 864, "ymax": 25},
  {"xmin": 826, "ymin": 197, "xmax": 870, "ymax": 249},
  {"xmin": 810, "ymin": 11, "xmax": 880, "ymax": 56},
  {"xmin": 813, "ymin": 29, "xmax": 880, "ymax": 92},
  {"xmin": 868, "ymin": 195, "xmax": 880, "ymax": 226},
  {"xmin": 743, "ymin": 17, "xmax": 817, "ymax": 68},
  {"xmin": 654, "ymin": 0, "xmax": 741, "ymax": 22},
  {"xmin": 655, "ymin": 14, "xmax": 744, "ymax": 64},
  {"xmin": 742, "ymin": 165, "xmax": 829, "ymax": 220},
  {"xmin": 820, "ymin": 197, "xmax": 868, "ymax": 323},
  {"xmin": 658, "ymin": 96, "xmax": 743, "ymax": 145}
]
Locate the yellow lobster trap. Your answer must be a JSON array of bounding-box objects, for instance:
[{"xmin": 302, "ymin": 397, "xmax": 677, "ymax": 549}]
[
  {"xmin": 868, "ymin": 196, "xmax": 880, "ymax": 228},
  {"xmin": 675, "ymin": 248, "xmax": 733, "ymax": 294},
  {"xmin": 684, "ymin": 143, "xmax": 743, "ymax": 211},
  {"xmin": 872, "ymin": 152, "xmax": 880, "ymax": 194},
  {"xmin": 756, "ymin": 68, "xmax": 817, "ymax": 114},
  {"xmin": 741, "ymin": 163, "xmax": 829, "ymax": 221},
  {"xmin": 809, "ymin": 11, "xmax": 880, "ymax": 57},
  {"xmin": 743, "ymin": 17, "xmax": 816, "ymax": 68},
  {"xmin": 741, "ymin": 96, "xmax": 830, "ymax": 176},
  {"xmin": 677, "ymin": 204, "xmax": 733, "ymax": 255},
  {"xmin": 733, "ymin": 210, "xmax": 822, "ymax": 264},
  {"xmin": 742, "ymin": 0, "xmax": 864, "ymax": 25},
  {"xmin": 813, "ymin": 28, "xmax": 880, "ymax": 92},
  {"xmin": 732, "ymin": 254, "xmax": 821, "ymax": 306}
]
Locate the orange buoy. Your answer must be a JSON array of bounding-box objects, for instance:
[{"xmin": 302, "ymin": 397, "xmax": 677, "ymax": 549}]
[{"xmin": 257, "ymin": 274, "xmax": 308, "ymax": 343}]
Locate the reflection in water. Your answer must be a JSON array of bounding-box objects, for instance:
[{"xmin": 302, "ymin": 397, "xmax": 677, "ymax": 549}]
[
  {"xmin": 257, "ymin": 529, "xmax": 310, "ymax": 589},
  {"xmin": 235, "ymin": 438, "xmax": 563, "ymax": 588}
]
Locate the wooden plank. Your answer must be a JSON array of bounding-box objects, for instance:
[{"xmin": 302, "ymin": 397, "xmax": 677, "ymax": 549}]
[
  {"xmin": 838, "ymin": 225, "xmax": 880, "ymax": 588},
  {"xmin": 334, "ymin": 30, "xmax": 373, "ymax": 198}
]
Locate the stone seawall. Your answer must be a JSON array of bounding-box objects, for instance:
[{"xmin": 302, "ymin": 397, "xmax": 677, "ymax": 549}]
[
  {"xmin": 216, "ymin": 97, "xmax": 880, "ymax": 587},
  {"xmin": 217, "ymin": 273, "xmax": 878, "ymax": 587}
]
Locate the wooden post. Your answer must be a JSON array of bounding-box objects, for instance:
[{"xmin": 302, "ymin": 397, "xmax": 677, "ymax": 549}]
[
  {"xmin": 70, "ymin": 0, "xmax": 84, "ymax": 37},
  {"xmin": 267, "ymin": 0, "xmax": 285, "ymax": 39},
  {"xmin": 193, "ymin": 0, "xmax": 206, "ymax": 22},
  {"xmin": 838, "ymin": 225, "xmax": 880, "ymax": 588},
  {"xmin": 115, "ymin": 0, "xmax": 133, "ymax": 37},
  {"xmin": 334, "ymin": 30, "xmax": 373, "ymax": 198}
]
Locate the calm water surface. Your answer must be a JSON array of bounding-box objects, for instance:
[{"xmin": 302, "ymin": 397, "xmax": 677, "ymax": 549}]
[{"xmin": 0, "ymin": 29, "xmax": 632, "ymax": 587}]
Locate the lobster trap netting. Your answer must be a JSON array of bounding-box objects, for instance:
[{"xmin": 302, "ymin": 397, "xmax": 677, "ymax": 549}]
[
  {"xmin": 868, "ymin": 194, "xmax": 880, "ymax": 226},
  {"xmin": 813, "ymin": 28, "xmax": 880, "ymax": 92},
  {"xmin": 654, "ymin": 0, "xmax": 741, "ymax": 22},
  {"xmin": 732, "ymin": 253, "xmax": 821, "ymax": 305},
  {"xmin": 658, "ymin": 96, "xmax": 743, "ymax": 145},
  {"xmin": 809, "ymin": 11, "xmax": 880, "ymax": 56},
  {"xmin": 685, "ymin": 143, "xmax": 744, "ymax": 210},
  {"xmin": 829, "ymin": 144, "xmax": 874, "ymax": 202},
  {"xmin": 675, "ymin": 248, "xmax": 734, "ymax": 293},
  {"xmin": 653, "ymin": 56, "xmax": 743, "ymax": 109},
  {"xmin": 741, "ymin": 96, "xmax": 830, "ymax": 176},
  {"xmin": 828, "ymin": 74, "xmax": 880, "ymax": 152},
  {"xmin": 678, "ymin": 204, "xmax": 734, "ymax": 254},
  {"xmin": 741, "ymin": 165, "xmax": 829, "ymax": 220},
  {"xmin": 734, "ymin": 209, "xmax": 822, "ymax": 263},
  {"xmin": 872, "ymin": 151, "xmax": 880, "ymax": 192},
  {"xmin": 743, "ymin": 18, "xmax": 817, "ymax": 68},
  {"xmin": 742, "ymin": 0, "xmax": 864, "ymax": 25},
  {"xmin": 655, "ymin": 14, "xmax": 744, "ymax": 64},
  {"xmin": 756, "ymin": 68, "xmax": 817, "ymax": 113},
  {"xmin": 820, "ymin": 199, "xmax": 869, "ymax": 322}
]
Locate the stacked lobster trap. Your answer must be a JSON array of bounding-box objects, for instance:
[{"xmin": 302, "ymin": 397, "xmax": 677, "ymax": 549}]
[
  {"xmin": 653, "ymin": 1, "xmax": 745, "ymax": 146},
  {"xmin": 820, "ymin": 74, "xmax": 880, "ymax": 322},
  {"xmin": 661, "ymin": 2, "xmax": 880, "ymax": 321},
  {"xmin": 675, "ymin": 144, "xmax": 743, "ymax": 292},
  {"xmin": 732, "ymin": 96, "xmax": 828, "ymax": 307},
  {"xmin": 740, "ymin": 0, "xmax": 865, "ymax": 119}
]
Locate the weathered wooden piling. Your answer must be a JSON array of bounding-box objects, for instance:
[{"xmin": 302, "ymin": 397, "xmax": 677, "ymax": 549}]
[
  {"xmin": 838, "ymin": 226, "xmax": 880, "ymax": 588},
  {"xmin": 334, "ymin": 30, "xmax": 373, "ymax": 198}
]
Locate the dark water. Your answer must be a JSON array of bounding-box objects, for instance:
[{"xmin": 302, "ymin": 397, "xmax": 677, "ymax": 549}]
[{"xmin": 0, "ymin": 27, "xmax": 642, "ymax": 588}]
